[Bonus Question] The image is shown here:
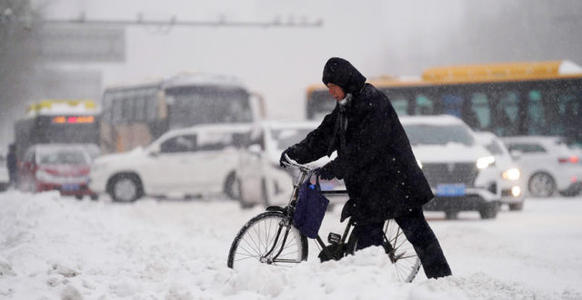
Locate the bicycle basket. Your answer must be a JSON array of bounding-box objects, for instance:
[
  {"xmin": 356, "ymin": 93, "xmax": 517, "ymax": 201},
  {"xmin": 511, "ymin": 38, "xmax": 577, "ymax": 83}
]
[{"xmin": 293, "ymin": 174, "xmax": 329, "ymax": 238}]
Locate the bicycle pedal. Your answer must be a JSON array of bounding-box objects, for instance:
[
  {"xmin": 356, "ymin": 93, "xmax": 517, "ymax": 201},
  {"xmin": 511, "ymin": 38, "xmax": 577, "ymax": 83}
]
[{"xmin": 328, "ymin": 232, "xmax": 341, "ymax": 244}]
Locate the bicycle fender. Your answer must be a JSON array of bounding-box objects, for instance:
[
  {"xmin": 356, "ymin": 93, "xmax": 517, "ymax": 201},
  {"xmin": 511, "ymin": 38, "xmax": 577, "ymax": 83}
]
[{"xmin": 265, "ymin": 206, "xmax": 286, "ymax": 213}]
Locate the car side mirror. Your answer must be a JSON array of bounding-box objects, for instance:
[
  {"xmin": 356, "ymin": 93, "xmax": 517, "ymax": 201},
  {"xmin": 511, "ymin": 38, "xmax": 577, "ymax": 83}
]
[
  {"xmin": 509, "ymin": 150, "xmax": 522, "ymax": 160},
  {"xmin": 148, "ymin": 149, "xmax": 160, "ymax": 158}
]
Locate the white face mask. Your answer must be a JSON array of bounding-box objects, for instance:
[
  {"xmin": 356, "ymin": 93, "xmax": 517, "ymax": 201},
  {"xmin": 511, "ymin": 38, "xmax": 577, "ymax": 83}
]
[{"xmin": 338, "ymin": 93, "xmax": 352, "ymax": 106}]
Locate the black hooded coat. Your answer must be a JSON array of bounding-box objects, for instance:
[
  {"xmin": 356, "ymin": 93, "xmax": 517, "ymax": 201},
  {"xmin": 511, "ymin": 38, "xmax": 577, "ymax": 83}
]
[{"xmin": 288, "ymin": 58, "xmax": 434, "ymax": 223}]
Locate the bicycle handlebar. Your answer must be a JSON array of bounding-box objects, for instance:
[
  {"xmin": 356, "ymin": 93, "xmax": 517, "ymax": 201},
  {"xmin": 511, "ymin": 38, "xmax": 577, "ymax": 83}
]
[{"xmin": 282, "ymin": 154, "xmax": 314, "ymax": 174}]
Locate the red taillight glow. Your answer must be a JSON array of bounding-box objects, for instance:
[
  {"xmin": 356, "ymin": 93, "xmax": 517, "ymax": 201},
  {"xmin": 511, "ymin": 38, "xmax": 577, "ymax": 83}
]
[{"xmin": 558, "ymin": 156, "xmax": 579, "ymax": 164}]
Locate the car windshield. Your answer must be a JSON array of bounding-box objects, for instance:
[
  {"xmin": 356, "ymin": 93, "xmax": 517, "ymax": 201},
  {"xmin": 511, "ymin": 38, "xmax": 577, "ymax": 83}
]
[
  {"xmin": 38, "ymin": 149, "xmax": 89, "ymax": 165},
  {"xmin": 404, "ymin": 124, "xmax": 475, "ymax": 146},
  {"xmin": 272, "ymin": 128, "xmax": 313, "ymax": 150}
]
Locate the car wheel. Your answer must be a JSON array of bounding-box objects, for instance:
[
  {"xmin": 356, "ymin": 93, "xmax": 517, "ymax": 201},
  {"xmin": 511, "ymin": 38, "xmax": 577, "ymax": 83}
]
[
  {"xmin": 75, "ymin": 195, "xmax": 83, "ymax": 200},
  {"xmin": 109, "ymin": 174, "xmax": 142, "ymax": 203},
  {"xmin": 479, "ymin": 202, "xmax": 498, "ymax": 219},
  {"xmin": 224, "ymin": 172, "xmax": 240, "ymax": 200},
  {"xmin": 528, "ymin": 172, "xmax": 556, "ymax": 198},
  {"xmin": 508, "ymin": 202, "xmax": 524, "ymax": 211},
  {"xmin": 445, "ymin": 211, "xmax": 458, "ymax": 220}
]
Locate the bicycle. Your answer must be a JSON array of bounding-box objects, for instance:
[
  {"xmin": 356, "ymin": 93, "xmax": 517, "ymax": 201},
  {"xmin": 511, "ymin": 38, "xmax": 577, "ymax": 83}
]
[{"xmin": 227, "ymin": 159, "xmax": 422, "ymax": 282}]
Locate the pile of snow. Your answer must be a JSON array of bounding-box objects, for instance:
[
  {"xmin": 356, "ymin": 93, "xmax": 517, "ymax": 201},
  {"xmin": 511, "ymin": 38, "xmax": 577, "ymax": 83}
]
[{"xmin": 1, "ymin": 190, "xmax": 581, "ymax": 299}]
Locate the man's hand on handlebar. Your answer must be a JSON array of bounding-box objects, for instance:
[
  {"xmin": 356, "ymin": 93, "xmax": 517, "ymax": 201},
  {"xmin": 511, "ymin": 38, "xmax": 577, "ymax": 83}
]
[
  {"xmin": 315, "ymin": 163, "xmax": 335, "ymax": 180},
  {"xmin": 279, "ymin": 148, "xmax": 294, "ymax": 168}
]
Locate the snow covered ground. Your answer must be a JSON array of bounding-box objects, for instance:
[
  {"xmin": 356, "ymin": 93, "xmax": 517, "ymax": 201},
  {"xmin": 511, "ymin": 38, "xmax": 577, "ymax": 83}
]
[{"xmin": 1, "ymin": 190, "xmax": 581, "ymax": 300}]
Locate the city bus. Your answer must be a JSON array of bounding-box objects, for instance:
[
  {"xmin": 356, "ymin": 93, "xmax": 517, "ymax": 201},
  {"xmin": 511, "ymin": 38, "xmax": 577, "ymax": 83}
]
[
  {"xmin": 14, "ymin": 99, "xmax": 101, "ymax": 160},
  {"xmin": 305, "ymin": 60, "xmax": 582, "ymax": 145},
  {"xmin": 99, "ymin": 73, "xmax": 265, "ymax": 153}
]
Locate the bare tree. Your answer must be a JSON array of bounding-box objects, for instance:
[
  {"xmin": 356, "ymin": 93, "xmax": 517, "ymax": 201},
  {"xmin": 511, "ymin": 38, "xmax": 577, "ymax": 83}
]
[{"xmin": 0, "ymin": 0, "xmax": 43, "ymax": 147}]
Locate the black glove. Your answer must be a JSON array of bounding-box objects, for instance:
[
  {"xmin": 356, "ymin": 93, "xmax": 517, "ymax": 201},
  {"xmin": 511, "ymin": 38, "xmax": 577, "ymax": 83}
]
[
  {"xmin": 279, "ymin": 148, "xmax": 294, "ymax": 168},
  {"xmin": 316, "ymin": 163, "xmax": 335, "ymax": 180}
]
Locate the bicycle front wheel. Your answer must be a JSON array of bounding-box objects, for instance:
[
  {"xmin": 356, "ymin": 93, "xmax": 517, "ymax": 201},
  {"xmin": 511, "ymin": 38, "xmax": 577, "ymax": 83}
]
[
  {"xmin": 227, "ymin": 211, "xmax": 308, "ymax": 269},
  {"xmin": 383, "ymin": 219, "xmax": 421, "ymax": 282}
]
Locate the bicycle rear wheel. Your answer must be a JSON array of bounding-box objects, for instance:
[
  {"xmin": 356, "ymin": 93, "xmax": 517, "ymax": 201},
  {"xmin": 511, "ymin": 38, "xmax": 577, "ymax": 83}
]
[
  {"xmin": 383, "ymin": 219, "xmax": 421, "ymax": 282},
  {"xmin": 227, "ymin": 211, "xmax": 308, "ymax": 269}
]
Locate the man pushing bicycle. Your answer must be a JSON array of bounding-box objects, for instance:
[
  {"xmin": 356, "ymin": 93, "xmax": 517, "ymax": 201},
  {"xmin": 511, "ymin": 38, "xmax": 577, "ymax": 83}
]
[{"xmin": 280, "ymin": 57, "xmax": 452, "ymax": 279}]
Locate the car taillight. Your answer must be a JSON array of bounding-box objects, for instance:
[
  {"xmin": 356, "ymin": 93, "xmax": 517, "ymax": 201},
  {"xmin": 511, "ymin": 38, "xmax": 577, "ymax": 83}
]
[{"xmin": 558, "ymin": 156, "xmax": 579, "ymax": 164}]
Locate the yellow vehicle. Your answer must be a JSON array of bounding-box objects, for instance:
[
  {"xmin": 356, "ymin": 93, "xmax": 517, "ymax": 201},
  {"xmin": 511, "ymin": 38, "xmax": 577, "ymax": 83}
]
[
  {"xmin": 100, "ymin": 73, "xmax": 265, "ymax": 153},
  {"xmin": 14, "ymin": 99, "xmax": 100, "ymax": 160},
  {"xmin": 306, "ymin": 60, "xmax": 582, "ymax": 144}
]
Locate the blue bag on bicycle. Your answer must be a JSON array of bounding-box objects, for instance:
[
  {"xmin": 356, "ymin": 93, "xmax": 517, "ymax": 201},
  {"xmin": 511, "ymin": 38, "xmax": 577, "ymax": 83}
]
[{"xmin": 293, "ymin": 174, "xmax": 329, "ymax": 239}]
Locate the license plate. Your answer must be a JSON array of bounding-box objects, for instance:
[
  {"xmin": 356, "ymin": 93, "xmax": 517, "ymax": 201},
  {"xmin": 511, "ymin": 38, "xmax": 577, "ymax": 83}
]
[
  {"xmin": 436, "ymin": 184, "xmax": 466, "ymax": 196},
  {"xmin": 62, "ymin": 184, "xmax": 80, "ymax": 191}
]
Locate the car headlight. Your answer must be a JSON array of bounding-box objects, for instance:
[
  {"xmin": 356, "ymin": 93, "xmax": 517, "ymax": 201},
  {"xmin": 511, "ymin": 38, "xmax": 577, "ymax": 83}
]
[
  {"xmin": 476, "ymin": 156, "xmax": 496, "ymax": 169},
  {"xmin": 502, "ymin": 168, "xmax": 521, "ymax": 181}
]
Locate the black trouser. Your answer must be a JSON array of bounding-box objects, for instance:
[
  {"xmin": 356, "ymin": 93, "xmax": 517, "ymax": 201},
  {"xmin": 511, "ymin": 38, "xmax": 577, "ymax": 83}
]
[{"xmin": 352, "ymin": 207, "xmax": 452, "ymax": 279}]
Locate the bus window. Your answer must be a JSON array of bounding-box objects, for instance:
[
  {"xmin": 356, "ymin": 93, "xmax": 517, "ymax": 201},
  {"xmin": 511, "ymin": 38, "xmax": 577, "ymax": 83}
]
[
  {"xmin": 415, "ymin": 95, "xmax": 434, "ymax": 115},
  {"xmin": 390, "ymin": 96, "xmax": 409, "ymax": 116},
  {"xmin": 553, "ymin": 90, "xmax": 582, "ymax": 139},
  {"xmin": 146, "ymin": 90, "xmax": 158, "ymax": 121},
  {"xmin": 526, "ymin": 90, "xmax": 546, "ymax": 135},
  {"xmin": 494, "ymin": 91, "xmax": 520, "ymax": 136},
  {"xmin": 307, "ymin": 90, "xmax": 335, "ymax": 120},
  {"xmin": 442, "ymin": 94, "xmax": 463, "ymax": 118},
  {"xmin": 468, "ymin": 93, "xmax": 490, "ymax": 130},
  {"xmin": 134, "ymin": 97, "xmax": 144, "ymax": 121},
  {"xmin": 112, "ymin": 98, "xmax": 123, "ymax": 123}
]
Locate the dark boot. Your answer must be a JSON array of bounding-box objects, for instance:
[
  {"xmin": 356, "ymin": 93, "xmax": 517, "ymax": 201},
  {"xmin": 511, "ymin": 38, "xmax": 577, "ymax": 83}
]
[{"xmin": 415, "ymin": 241, "xmax": 452, "ymax": 279}]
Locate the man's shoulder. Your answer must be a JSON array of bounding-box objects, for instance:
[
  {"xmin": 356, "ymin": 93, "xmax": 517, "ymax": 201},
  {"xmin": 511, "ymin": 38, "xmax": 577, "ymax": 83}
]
[{"xmin": 355, "ymin": 84, "xmax": 390, "ymax": 109}]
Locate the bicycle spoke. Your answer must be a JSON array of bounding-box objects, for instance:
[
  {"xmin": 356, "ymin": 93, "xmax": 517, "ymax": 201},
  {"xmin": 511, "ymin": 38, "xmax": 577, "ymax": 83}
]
[
  {"xmin": 237, "ymin": 243, "xmax": 259, "ymax": 258},
  {"xmin": 242, "ymin": 234, "xmax": 262, "ymax": 257}
]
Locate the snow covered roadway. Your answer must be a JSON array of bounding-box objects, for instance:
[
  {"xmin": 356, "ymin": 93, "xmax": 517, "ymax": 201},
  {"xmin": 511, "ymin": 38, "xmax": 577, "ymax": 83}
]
[{"xmin": 1, "ymin": 191, "xmax": 581, "ymax": 300}]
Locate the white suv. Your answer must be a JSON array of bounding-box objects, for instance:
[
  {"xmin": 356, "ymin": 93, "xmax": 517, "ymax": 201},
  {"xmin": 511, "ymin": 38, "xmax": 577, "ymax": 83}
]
[
  {"xmin": 501, "ymin": 136, "xmax": 582, "ymax": 197},
  {"xmin": 401, "ymin": 115, "xmax": 502, "ymax": 219},
  {"xmin": 90, "ymin": 124, "xmax": 251, "ymax": 202}
]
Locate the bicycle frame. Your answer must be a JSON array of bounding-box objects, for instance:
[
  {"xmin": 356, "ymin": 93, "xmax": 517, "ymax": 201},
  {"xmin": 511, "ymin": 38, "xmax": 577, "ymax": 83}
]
[{"xmin": 268, "ymin": 158, "xmax": 354, "ymax": 262}]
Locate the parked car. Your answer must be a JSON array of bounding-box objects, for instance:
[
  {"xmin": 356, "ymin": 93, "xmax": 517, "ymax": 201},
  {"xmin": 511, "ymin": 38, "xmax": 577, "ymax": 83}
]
[
  {"xmin": 0, "ymin": 153, "xmax": 9, "ymax": 191},
  {"xmin": 401, "ymin": 115, "xmax": 501, "ymax": 219},
  {"xmin": 475, "ymin": 131, "xmax": 526, "ymax": 210},
  {"xmin": 17, "ymin": 144, "xmax": 96, "ymax": 199},
  {"xmin": 89, "ymin": 124, "xmax": 251, "ymax": 202},
  {"xmin": 501, "ymin": 136, "xmax": 582, "ymax": 197},
  {"xmin": 236, "ymin": 121, "xmax": 345, "ymax": 208}
]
